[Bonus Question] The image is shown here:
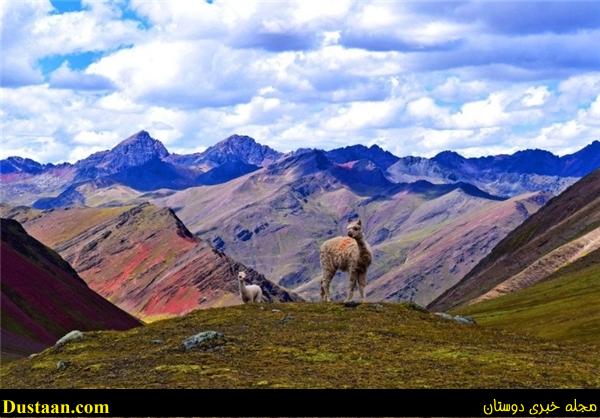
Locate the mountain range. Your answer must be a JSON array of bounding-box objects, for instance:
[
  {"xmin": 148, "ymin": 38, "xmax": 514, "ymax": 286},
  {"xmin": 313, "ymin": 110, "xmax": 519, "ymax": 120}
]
[
  {"xmin": 153, "ymin": 148, "xmax": 551, "ymax": 304},
  {"xmin": 2, "ymin": 131, "xmax": 599, "ymax": 306},
  {"xmin": 2, "ymin": 131, "xmax": 599, "ymax": 209}
]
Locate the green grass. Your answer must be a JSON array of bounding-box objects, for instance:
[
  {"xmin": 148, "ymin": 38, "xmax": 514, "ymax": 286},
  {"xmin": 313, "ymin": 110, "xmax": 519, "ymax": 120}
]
[
  {"xmin": 453, "ymin": 257, "xmax": 600, "ymax": 344},
  {"xmin": 2, "ymin": 303, "xmax": 599, "ymax": 388}
]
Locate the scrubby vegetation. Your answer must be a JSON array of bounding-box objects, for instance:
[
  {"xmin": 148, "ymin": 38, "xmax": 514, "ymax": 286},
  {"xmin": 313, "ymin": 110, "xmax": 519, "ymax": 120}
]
[{"xmin": 2, "ymin": 303, "xmax": 599, "ymax": 388}]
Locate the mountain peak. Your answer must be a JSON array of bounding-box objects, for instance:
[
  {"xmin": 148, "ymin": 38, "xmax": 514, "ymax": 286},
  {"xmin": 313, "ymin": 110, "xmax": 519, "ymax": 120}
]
[
  {"xmin": 432, "ymin": 150, "xmax": 466, "ymax": 167},
  {"xmin": 325, "ymin": 144, "xmax": 399, "ymax": 170},
  {"xmin": 75, "ymin": 131, "xmax": 170, "ymax": 178},
  {"xmin": 113, "ymin": 130, "xmax": 168, "ymax": 156},
  {"xmin": 200, "ymin": 134, "xmax": 282, "ymax": 167},
  {"xmin": 218, "ymin": 134, "xmax": 257, "ymax": 146}
]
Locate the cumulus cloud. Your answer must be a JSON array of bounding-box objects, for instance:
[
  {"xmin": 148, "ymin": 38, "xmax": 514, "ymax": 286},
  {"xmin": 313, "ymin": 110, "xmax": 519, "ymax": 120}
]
[
  {"xmin": 1, "ymin": 0, "xmax": 599, "ymax": 162},
  {"xmin": 49, "ymin": 63, "xmax": 115, "ymax": 90}
]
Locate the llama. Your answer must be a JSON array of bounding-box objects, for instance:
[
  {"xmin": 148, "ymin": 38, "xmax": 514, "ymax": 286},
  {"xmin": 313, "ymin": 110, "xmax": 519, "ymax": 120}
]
[
  {"xmin": 238, "ymin": 271, "xmax": 263, "ymax": 303},
  {"xmin": 320, "ymin": 219, "xmax": 372, "ymax": 302}
]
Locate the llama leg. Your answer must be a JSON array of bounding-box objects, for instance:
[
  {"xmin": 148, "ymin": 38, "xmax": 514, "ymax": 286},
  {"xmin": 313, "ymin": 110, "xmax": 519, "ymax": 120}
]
[
  {"xmin": 358, "ymin": 271, "xmax": 367, "ymax": 301},
  {"xmin": 321, "ymin": 269, "xmax": 335, "ymax": 302},
  {"xmin": 345, "ymin": 270, "xmax": 358, "ymax": 302}
]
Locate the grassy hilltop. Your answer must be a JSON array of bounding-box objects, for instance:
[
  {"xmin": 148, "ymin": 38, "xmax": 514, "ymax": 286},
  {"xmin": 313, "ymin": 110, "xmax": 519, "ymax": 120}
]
[{"xmin": 2, "ymin": 302, "xmax": 598, "ymax": 389}]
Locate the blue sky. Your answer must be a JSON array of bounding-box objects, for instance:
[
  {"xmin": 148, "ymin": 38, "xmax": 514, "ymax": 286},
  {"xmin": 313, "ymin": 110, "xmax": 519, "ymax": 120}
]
[{"xmin": 1, "ymin": 0, "xmax": 600, "ymax": 163}]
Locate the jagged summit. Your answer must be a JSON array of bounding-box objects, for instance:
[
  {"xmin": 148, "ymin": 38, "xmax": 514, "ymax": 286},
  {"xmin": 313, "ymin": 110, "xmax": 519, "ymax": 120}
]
[
  {"xmin": 111, "ymin": 130, "xmax": 169, "ymax": 158},
  {"xmin": 201, "ymin": 134, "xmax": 282, "ymax": 167}
]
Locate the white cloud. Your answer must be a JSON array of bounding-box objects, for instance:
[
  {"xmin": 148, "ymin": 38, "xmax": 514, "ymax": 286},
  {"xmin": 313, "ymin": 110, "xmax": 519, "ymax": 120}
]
[
  {"xmin": 522, "ymin": 86, "xmax": 550, "ymax": 107},
  {"xmin": 49, "ymin": 62, "xmax": 115, "ymax": 90},
  {"xmin": 2, "ymin": 0, "xmax": 600, "ymax": 164}
]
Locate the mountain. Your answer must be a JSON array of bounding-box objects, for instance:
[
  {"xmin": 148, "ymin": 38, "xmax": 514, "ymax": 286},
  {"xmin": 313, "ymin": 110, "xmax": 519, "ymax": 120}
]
[
  {"xmin": 325, "ymin": 144, "xmax": 399, "ymax": 170},
  {"xmin": 154, "ymin": 150, "xmax": 548, "ymax": 305},
  {"xmin": 31, "ymin": 178, "xmax": 144, "ymax": 209},
  {"xmin": 71, "ymin": 130, "xmax": 200, "ymax": 192},
  {"xmin": 430, "ymin": 168, "xmax": 600, "ymax": 312},
  {"xmin": 167, "ymin": 134, "xmax": 282, "ymax": 170},
  {"xmin": 561, "ymin": 140, "xmax": 600, "ymax": 176},
  {"xmin": 453, "ymin": 248, "xmax": 600, "ymax": 344},
  {"xmin": 0, "ymin": 157, "xmax": 53, "ymax": 175},
  {"xmin": 75, "ymin": 130, "xmax": 169, "ymax": 178},
  {"xmin": 4, "ymin": 203, "xmax": 300, "ymax": 321},
  {"xmin": 1, "ymin": 218, "xmax": 140, "ymax": 360},
  {"xmin": 386, "ymin": 152, "xmax": 580, "ymax": 197},
  {"xmin": 2, "ymin": 303, "xmax": 599, "ymax": 388},
  {"xmin": 0, "ymin": 132, "xmax": 287, "ymax": 207},
  {"xmin": 195, "ymin": 160, "xmax": 260, "ymax": 185}
]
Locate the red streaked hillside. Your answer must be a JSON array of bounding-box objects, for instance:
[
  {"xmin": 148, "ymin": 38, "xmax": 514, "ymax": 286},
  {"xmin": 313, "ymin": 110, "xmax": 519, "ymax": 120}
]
[
  {"xmin": 5, "ymin": 204, "xmax": 300, "ymax": 321},
  {"xmin": 1, "ymin": 218, "xmax": 140, "ymax": 360}
]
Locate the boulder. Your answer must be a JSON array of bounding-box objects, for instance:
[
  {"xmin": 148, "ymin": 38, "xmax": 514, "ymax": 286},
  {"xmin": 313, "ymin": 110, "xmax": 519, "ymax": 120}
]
[
  {"xmin": 434, "ymin": 312, "xmax": 476, "ymax": 325},
  {"xmin": 56, "ymin": 360, "xmax": 70, "ymax": 371},
  {"xmin": 55, "ymin": 330, "xmax": 84, "ymax": 347},
  {"xmin": 182, "ymin": 331, "xmax": 225, "ymax": 351}
]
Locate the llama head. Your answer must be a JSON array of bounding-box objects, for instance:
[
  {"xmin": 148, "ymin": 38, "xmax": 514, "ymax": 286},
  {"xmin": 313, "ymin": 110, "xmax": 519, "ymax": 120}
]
[
  {"xmin": 346, "ymin": 218, "xmax": 363, "ymax": 239},
  {"xmin": 238, "ymin": 271, "xmax": 247, "ymax": 281}
]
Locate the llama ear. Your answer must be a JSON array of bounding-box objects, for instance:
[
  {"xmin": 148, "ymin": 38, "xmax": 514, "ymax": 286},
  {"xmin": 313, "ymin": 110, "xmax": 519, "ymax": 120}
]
[{"xmin": 357, "ymin": 219, "xmax": 361, "ymax": 225}]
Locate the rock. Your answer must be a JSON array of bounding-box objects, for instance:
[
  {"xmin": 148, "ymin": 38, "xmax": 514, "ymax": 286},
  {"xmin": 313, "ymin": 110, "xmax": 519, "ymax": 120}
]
[
  {"xmin": 434, "ymin": 312, "xmax": 454, "ymax": 321},
  {"xmin": 182, "ymin": 331, "xmax": 225, "ymax": 351},
  {"xmin": 28, "ymin": 353, "xmax": 40, "ymax": 360},
  {"xmin": 55, "ymin": 330, "xmax": 84, "ymax": 347},
  {"xmin": 371, "ymin": 303, "xmax": 384, "ymax": 311},
  {"xmin": 454, "ymin": 315, "xmax": 476, "ymax": 325},
  {"xmin": 271, "ymin": 308, "xmax": 282, "ymax": 313},
  {"xmin": 434, "ymin": 312, "xmax": 476, "ymax": 325},
  {"xmin": 56, "ymin": 360, "xmax": 70, "ymax": 371},
  {"xmin": 343, "ymin": 301, "xmax": 361, "ymax": 308},
  {"xmin": 150, "ymin": 339, "xmax": 164, "ymax": 344}
]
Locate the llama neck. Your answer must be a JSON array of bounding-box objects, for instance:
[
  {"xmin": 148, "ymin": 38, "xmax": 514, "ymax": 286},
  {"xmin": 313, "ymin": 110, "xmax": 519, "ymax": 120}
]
[
  {"xmin": 238, "ymin": 280, "xmax": 247, "ymax": 296},
  {"xmin": 354, "ymin": 236, "xmax": 369, "ymax": 253}
]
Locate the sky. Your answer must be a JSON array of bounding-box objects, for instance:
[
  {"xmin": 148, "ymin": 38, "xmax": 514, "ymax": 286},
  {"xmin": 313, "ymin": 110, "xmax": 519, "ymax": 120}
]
[{"xmin": 1, "ymin": 0, "xmax": 600, "ymax": 163}]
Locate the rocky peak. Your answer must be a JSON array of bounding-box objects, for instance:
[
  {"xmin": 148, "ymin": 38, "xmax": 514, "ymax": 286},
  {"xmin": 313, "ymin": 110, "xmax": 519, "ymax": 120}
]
[
  {"xmin": 201, "ymin": 134, "xmax": 282, "ymax": 166},
  {"xmin": 111, "ymin": 130, "xmax": 169, "ymax": 159},
  {"xmin": 76, "ymin": 131, "xmax": 170, "ymax": 175}
]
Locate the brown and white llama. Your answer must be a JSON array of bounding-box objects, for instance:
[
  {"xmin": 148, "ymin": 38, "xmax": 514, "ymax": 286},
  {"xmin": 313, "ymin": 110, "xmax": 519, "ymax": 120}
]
[{"xmin": 319, "ymin": 219, "xmax": 372, "ymax": 302}]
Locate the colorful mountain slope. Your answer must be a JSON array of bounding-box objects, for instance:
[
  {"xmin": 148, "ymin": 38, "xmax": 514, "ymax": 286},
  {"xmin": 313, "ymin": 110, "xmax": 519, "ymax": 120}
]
[
  {"xmin": 6, "ymin": 204, "xmax": 300, "ymax": 321},
  {"xmin": 2, "ymin": 303, "xmax": 599, "ymax": 388},
  {"xmin": 453, "ymin": 248, "xmax": 600, "ymax": 344},
  {"xmin": 155, "ymin": 150, "xmax": 549, "ymax": 305},
  {"xmin": 430, "ymin": 168, "xmax": 600, "ymax": 311},
  {"xmin": 0, "ymin": 218, "xmax": 140, "ymax": 360}
]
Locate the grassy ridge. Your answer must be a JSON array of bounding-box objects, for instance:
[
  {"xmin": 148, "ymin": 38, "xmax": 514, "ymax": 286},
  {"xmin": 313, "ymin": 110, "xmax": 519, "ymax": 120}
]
[
  {"xmin": 454, "ymin": 249, "xmax": 600, "ymax": 344},
  {"xmin": 2, "ymin": 303, "xmax": 599, "ymax": 388}
]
